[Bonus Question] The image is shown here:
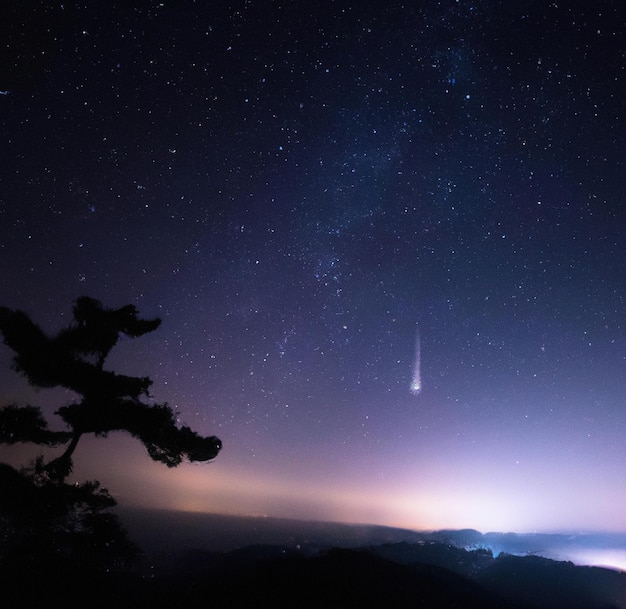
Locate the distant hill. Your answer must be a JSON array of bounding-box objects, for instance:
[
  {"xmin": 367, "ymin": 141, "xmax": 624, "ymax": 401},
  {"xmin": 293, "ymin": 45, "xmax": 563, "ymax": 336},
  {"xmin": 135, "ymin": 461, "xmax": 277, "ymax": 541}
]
[
  {"xmin": 117, "ymin": 506, "xmax": 626, "ymax": 564},
  {"xmin": 116, "ymin": 506, "xmax": 427, "ymax": 554}
]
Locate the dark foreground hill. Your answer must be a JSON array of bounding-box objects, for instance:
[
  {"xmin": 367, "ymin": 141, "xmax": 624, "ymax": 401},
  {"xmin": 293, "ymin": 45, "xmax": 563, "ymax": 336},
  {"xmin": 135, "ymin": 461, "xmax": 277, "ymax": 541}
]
[
  {"xmin": 2, "ymin": 508, "xmax": 626, "ymax": 608},
  {"xmin": 364, "ymin": 542, "xmax": 626, "ymax": 609},
  {"xmin": 0, "ymin": 544, "xmax": 519, "ymax": 609},
  {"xmin": 2, "ymin": 537, "xmax": 626, "ymax": 609},
  {"xmin": 140, "ymin": 546, "xmax": 520, "ymax": 609}
]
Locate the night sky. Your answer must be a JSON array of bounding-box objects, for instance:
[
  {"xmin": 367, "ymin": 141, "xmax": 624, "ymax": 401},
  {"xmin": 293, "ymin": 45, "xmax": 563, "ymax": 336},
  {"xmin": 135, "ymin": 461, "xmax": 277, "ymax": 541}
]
[{"xmin": 2, "ymin": 0, "xmax": 626, "ymax": 534}]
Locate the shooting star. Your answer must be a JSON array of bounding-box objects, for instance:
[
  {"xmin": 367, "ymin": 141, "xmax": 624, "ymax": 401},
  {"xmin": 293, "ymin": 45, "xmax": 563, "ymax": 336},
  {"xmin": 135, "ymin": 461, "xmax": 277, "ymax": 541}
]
[{"xmin": 410, "ymin": 326, "xmax": 421, "ymax": 395}]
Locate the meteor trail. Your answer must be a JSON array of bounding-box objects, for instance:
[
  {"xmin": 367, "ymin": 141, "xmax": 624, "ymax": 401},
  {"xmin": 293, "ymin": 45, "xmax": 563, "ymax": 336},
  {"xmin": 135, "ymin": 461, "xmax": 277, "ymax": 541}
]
[{"xmin": 410, "ymin": 327, "xmax": 421, "ymax": 395}]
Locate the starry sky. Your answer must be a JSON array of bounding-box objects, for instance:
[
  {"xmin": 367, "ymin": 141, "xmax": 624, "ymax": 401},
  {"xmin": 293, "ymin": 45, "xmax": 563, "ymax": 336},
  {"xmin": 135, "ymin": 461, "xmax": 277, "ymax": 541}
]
[{"xmin": 1, "ymin": 0, "xmax": 626, "ymax": 534}]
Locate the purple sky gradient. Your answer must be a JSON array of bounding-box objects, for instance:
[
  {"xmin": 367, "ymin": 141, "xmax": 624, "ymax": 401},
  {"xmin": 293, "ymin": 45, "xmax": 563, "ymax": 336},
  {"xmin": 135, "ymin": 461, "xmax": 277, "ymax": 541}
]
[{"xmin": 2, "ymin": 0, "xmax": 626, "ymax": 534}]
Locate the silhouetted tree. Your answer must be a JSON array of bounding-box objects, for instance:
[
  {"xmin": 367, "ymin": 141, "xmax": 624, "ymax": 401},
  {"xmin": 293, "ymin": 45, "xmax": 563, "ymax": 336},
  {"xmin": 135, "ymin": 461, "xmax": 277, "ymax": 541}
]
[
  {"xmin": 0, "ymin": 461, "xmax": 137, "ymax": 573},
  {"xmin": 0, "ymin": 298, "xmax": 222, "ymax": 582},
  {"xmin": 0, "ymin": 297, "xmax": 222, "ymax": 480}
]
